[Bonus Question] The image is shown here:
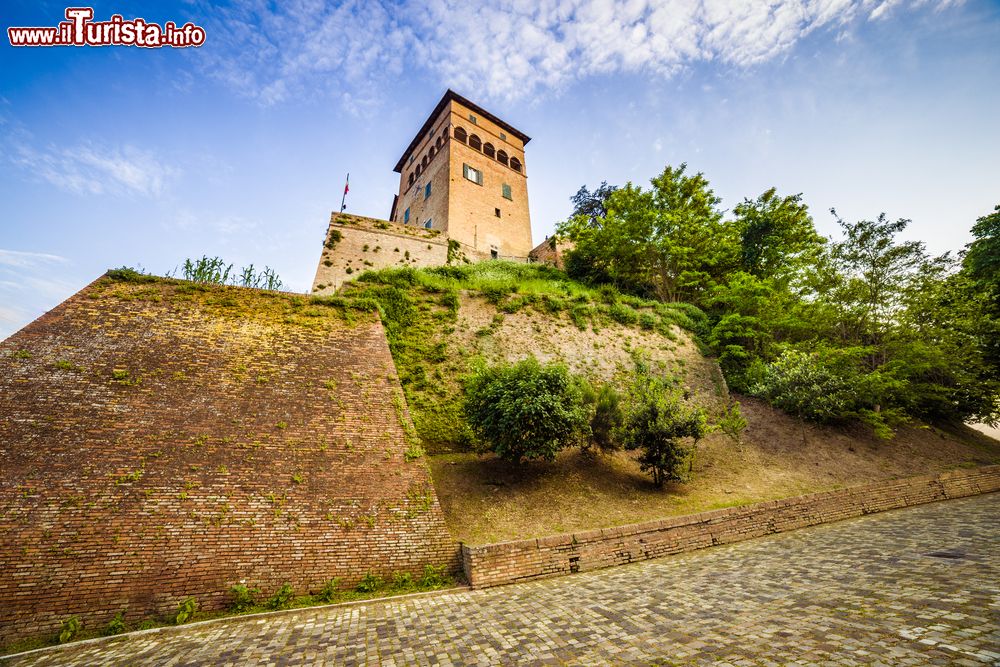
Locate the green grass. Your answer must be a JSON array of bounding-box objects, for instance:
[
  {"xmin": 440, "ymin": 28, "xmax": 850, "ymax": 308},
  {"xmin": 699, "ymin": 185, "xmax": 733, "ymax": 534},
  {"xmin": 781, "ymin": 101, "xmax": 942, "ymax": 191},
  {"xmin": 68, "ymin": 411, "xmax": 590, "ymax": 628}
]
[
  {"xmin": 0, "ymin": 567, "xmax": 455, "ymax": 657},
  {"xmin": 333, "ymin": 262, "xmax": 705, "ymax": 454}
]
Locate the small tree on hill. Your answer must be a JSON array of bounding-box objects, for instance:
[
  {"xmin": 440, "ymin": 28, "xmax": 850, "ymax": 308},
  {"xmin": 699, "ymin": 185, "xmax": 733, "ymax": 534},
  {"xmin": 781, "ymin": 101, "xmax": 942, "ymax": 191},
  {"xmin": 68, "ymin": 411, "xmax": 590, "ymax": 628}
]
[
  {"xmin": 463, "ymin": 357, "xmax": 588, "ymax": 463},
  {"xmin": 622, "ymin": 381, "xmax": 707, "ymax": 487}
]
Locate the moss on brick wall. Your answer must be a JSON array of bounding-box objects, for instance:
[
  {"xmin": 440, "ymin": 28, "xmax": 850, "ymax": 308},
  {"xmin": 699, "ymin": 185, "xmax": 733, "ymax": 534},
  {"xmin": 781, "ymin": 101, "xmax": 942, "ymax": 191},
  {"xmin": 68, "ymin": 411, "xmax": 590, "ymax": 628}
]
[{"xmin": 0, "ymin": 273, "xmax": 458, "ymax": 646}]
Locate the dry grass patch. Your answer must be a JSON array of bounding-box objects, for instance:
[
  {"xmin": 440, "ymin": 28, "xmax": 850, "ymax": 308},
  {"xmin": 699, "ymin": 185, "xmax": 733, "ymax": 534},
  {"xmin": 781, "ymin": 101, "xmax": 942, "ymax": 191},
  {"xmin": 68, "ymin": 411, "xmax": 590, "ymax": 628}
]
[{"xmin": 430, "ymin": 396, "xmax": 1000, "ymax": 545}]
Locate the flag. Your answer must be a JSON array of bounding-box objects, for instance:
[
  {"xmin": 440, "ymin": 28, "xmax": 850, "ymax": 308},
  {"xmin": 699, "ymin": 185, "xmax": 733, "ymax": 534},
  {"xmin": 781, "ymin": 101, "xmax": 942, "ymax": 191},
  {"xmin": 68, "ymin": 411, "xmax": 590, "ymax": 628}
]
[{"xmin": 344, "ymin": 177, "xmax": 349, "ymax": 194}]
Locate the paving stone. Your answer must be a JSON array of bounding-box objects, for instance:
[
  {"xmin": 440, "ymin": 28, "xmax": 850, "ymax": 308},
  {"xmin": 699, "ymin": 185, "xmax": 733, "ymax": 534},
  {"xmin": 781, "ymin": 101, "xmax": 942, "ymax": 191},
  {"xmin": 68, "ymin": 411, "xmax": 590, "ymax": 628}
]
[{"xmin": 4, "ymin": 494, "xmax": 999, "ymax": 666}]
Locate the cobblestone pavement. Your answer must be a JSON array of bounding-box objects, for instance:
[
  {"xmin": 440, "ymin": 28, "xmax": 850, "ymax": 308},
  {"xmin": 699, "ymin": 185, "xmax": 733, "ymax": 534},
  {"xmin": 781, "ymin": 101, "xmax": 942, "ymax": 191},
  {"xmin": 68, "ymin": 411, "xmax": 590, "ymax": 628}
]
[{"xmin": 6, "ymin": 494, "xmax": 999, "ymax": 666}]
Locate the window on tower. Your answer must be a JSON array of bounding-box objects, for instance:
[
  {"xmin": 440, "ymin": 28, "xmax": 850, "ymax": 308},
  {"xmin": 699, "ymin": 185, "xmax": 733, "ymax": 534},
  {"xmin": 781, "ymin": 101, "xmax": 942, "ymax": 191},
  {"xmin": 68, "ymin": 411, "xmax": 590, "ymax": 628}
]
[
  {"xmin": 496, "ymin": 150, "xmax": 509, "ymax": 166},
  {"xmin": 483, "ymin": 142, "xmax": 495, "ymax": 158},
  {"xmin": 425, "ymin": 182, "xmax": 432, "ymax": 199},
  {"xmin": 502, "ymin": 183, "xmax": 512, "ymax": 200},
  {"xmin": 469, "ymin": 134, "xmax": 482, "ymax": 151},
  {"xmin": 510, "ymin": 157, "xmax": 522, "ymax": 172},
  {"xmin": 454, "ymin": 126, "xmax": 467, "ymax": 143},
  {"xmin": 463, "ymin": 163, "xmax": 483, "ymax": 185}
]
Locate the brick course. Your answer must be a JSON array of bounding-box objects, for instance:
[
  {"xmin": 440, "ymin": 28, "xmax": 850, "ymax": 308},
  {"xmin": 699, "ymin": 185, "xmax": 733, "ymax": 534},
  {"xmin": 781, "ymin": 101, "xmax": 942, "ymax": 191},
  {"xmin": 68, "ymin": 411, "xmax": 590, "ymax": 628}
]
[
  {"xmin": 461, "ymin": 465, "xmax": 1000, "ymax": 589},
  {"xmin": 0, "ymin": 275, "xmax": 459, "ymax": 645}
]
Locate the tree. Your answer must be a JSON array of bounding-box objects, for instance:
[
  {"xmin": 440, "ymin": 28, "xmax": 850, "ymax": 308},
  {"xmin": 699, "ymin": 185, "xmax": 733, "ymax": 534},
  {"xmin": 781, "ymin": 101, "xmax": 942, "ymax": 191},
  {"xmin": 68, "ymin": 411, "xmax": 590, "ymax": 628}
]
[
  {"xmin": 962, "ymin": 204, "xmax": 1000, "ymax": 383},
  {"xmin": 463, "ymin": 357, "xmax": 588, "ymax": 462},
  {"xmin": 558, "ymin": 163, "xmax": 737, "ymax": 303},
  {"xmin": 569, "ymin": 181, "xmax": 619, "ymax": 226},
  {"xmin": 734, "ymin": 188, "xmax": 824, "ymax": 280},
  {"xmin": 828, "ymin": 211, "xmax": 926, "ymax": 358},
  {"xmin": 621, "ymin": 380, "xmax": 707, "ymax": 487}
]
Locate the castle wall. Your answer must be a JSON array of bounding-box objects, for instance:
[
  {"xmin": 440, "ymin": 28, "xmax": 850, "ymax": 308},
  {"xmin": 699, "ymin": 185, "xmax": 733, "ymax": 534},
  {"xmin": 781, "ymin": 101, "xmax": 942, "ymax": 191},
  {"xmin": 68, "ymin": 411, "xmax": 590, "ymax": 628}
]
[
  {"xmin": 0, "ymin": 275, "xmax": 459, "ymax": 646},
  {"xmin": 312, "ymin": 213, "xmax": 450, "ymax": 294}
]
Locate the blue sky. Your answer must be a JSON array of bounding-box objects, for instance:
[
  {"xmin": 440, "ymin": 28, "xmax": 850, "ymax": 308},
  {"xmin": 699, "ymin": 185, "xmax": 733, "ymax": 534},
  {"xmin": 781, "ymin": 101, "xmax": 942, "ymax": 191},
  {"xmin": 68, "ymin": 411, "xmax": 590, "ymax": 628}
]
[{"xmin": 2, "ymin": 0, "xmax": 999, "ymax": 339}]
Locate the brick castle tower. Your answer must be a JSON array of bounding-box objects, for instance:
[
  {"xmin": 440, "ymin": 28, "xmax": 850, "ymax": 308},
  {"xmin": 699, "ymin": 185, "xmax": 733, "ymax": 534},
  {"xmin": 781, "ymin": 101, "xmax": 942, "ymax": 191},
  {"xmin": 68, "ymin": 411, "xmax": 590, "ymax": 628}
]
[
  {"xmin": 389, "ymin": 90, "xmax": 533, "ymax": 260},
  {"xmin": 312, "ymin": 90, "xmax": 534, "ymax": 293}
]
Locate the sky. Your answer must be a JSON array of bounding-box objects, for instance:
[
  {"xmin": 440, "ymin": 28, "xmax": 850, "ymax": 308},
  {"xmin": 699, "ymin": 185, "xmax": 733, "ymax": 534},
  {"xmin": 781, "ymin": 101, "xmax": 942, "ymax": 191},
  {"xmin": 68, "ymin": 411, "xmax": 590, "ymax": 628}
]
[{"xmin": 2, "ymin": 0, "xmax": 999, "ymax": 340}]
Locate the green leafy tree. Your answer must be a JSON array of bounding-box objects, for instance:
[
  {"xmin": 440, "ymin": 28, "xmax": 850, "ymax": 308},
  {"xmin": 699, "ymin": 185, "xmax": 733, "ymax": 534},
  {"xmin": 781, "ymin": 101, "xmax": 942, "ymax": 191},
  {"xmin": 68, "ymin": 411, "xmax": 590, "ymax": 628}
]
[
  {"xmin": 962, "ymin": 204, "xmax": 1000, "ymax": 383},
  {"xmin": 621, "ymin": 380, "xmax": 707, "ymax": 486},
  {"xmin": 463, "ymin": 357, "xmax": 589, "ymax": 462},
  {"xmin": 828, "ymin": 211, "xmax": 927, "ymax": 358},
  {"xmin": 559, "ymin": 163, "xmax": 737, "ymax": 303},
  {"xmin": 569, "ymin": 181, "xmax": 619, "ymax": 226},
  {"xmin": 734, "ymin": 188, "xmax": 824, "ymax": 280}
]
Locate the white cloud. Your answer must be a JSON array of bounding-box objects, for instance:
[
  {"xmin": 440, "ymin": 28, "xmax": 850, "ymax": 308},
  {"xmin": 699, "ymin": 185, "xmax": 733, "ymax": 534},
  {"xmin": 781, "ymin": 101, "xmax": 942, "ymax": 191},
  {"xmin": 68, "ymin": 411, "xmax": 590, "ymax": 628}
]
[
  {"xmin": 197, "ymin": 0, "xmax": 960, "ymax": 104},
  {"xmin": 0, "ymin": 249, "xmax": 78, "ymax": 341},
  {"xmin": 0, "ymin": 249, "xmax": 67, "ymax": 268},
  {"xmin": 10, "ymin": 141, "xmax": 178, "ymax": 197}
]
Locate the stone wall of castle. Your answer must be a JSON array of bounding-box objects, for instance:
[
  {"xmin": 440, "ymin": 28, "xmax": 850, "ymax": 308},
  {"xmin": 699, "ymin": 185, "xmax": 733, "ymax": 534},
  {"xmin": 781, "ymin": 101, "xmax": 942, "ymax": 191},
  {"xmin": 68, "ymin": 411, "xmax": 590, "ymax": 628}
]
[
  {"xmin": 0, "ymin": 274, "xmax": 459, "ymax": 646},
  {"xmin": 312, "ymin": 213, "xmax": 450, "ymax": 294}
]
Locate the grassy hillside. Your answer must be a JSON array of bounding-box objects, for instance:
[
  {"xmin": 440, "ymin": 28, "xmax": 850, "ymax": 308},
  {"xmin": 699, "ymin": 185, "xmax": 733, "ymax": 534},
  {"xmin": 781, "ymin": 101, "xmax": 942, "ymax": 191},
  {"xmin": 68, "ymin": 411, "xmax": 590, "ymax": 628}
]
[
  {"xmin": 339, "ymin": 261, "xmax": 725, "ymax": 453},
  {"xmin": 340, "ymin": 262, "xmax": 1000, "ymax": 544}
]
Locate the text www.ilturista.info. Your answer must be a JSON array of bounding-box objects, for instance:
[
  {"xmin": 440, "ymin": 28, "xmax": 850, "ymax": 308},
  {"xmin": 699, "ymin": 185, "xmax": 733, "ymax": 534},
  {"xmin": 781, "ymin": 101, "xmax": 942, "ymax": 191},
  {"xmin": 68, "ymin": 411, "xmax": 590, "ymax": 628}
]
[{"xmin": 8, "ymin": 7, "xmax": 206, "ymax": 48}]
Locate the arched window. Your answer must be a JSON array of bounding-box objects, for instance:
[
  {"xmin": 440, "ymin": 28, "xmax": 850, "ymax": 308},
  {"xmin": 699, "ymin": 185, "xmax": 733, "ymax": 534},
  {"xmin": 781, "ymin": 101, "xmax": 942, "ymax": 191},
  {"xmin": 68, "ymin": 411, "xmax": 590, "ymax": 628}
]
[
  {"xmin": 422, "ymin": 155, "xmax": 428, "ymax": 168},
  {"xmin": 415, "ymin": 163, "xmax": 422, "ymax": 177},
  {"xmin": 454, "ymin": 126, "xmax": 467, "ymax": 143},
  {"xmin": 483, "ymin": 142, "xmax": 495, "ymax": 158},
  {"xmin": 424, "ymin": 219, "xmax": 433, "ymax": 229},
  {"xmin": 435, "ymin": 137, "xmax": 442, "ymax": 149},
  {"xmin": 408, "ymin": 173, "xmax": 414, "ymax": 186},
  {"xmin": 496, "ymin": 150, "xmax": 509, "ymax": 166},
  {"xmin": 469, "ymin": 134, "xmax": 482, "ymax": 151},
  {"xmin": 509, "ymin": 157, "xmax": 521, "ymax": 172},
  {"xmin": 442, "ymin": 127, "xmax": 449, "ymax": 139},
  {"xmin": 429, "ymin": 146, "xmax": 436, "ymax": 159}
]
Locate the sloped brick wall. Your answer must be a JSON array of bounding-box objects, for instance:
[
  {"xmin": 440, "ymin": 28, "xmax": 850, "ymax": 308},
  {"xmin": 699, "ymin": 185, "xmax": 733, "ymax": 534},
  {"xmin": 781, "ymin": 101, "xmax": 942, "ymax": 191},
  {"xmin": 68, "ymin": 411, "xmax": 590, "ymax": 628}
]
[
  {"xmin": 0, "ymin": 275, "xmax": 459, "ymax": 645},
  {"xmin": 462, "ymin": 466, "xmax": 1000, "ymax": 588}
]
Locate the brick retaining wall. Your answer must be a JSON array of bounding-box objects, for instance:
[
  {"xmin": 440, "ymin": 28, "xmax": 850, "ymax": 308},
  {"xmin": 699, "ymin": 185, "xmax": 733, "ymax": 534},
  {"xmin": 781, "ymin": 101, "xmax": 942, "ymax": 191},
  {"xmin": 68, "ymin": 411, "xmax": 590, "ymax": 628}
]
[
  {"xmin": 461, "ymin": 465, "xmax": 1000, "ymax": 589},
  {"xmin": 0, "ymin": 276, "xmax": 460, "ymax": 646}
]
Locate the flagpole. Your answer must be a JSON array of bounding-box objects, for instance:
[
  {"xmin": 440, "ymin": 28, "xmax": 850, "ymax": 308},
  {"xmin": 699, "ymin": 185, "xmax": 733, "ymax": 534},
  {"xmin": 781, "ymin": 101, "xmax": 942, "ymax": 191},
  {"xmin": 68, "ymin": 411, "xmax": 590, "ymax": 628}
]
[{"xmin": 340, "ymin": 173, "xmax": 350, "ymax": 213}]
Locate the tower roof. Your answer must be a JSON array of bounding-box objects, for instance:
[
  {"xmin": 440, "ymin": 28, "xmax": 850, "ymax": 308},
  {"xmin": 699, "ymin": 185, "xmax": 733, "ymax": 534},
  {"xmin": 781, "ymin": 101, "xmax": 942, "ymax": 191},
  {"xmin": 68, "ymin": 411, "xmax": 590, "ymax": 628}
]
[{"xmin": 393, "ymin": 89, "xmax": 531, "ymax": 173}]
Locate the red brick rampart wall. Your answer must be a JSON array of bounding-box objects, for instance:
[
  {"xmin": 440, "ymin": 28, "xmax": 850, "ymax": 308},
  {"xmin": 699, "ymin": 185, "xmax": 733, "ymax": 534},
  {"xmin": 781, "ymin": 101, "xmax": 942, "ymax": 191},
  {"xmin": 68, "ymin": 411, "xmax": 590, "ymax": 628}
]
[
  {"xmin": 462, "ymin": 466, "xmax": 1000, "ymax": 589},
  {"xmin": 0, "ymin": 275, "xmax": 459, "ymax": 645}
]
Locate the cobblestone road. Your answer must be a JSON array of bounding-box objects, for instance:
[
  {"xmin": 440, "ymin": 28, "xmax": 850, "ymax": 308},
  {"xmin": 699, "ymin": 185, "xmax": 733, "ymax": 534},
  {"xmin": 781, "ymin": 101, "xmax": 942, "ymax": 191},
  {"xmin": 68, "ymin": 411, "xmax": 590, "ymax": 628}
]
[{"xmin": 5, "ymin": 494, "xmax": 999, "ymax": 666}]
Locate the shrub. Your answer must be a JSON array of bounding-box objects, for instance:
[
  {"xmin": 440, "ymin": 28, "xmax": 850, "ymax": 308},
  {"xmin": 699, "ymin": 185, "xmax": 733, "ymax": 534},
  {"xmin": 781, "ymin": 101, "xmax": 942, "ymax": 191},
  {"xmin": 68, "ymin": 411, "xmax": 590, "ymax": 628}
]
[
  {"xmin": 749, "ymin": 349, "xmax": 855, "ymax": 423},
  {"xmin": 590, "ymin": 385, "xmax": 624, "ymax": 452},
  {"xmin": 106, "ymin": 266, "xmax": 156, "ymax": 283},
  {"xmin": 105, "ymin": 612, "xmax": 126, "ymax": 636},
  {"xmin": 418, "ymin": 564, "xmax": 450, "ymax": 588},
  {"xmin": 229, "ymin": 584, "xmax": 260, "ymax": 612},
  {"xmin": 605, "ymin": 302, "xmax": 640, "ymax": 325},
  {"xmin": 266, "ymin": 583, "xmax": 295, "ymax": 610},
  {"xmin": 355, "ymin": 571, "xmax": 384, "ymax": 593},
  {"xmin": 317, "ymin": 578, "xmax": 341, "ymax": 603},
  {"xmin": 622, "ymin": 383, "xmax": 707, "ymax": 487},
  {"xmin": 716, "ymin": 401, "xmax": 747, "ymax": 444},
  {"xmin": 463, "ymin": 357, "xmax": 589, "ymax": 462},
  {"xmin": 570, "ymin": 304, "xmax": 592, "ymax": 330},
  {"xmin": 58, "ymin": 617, "xmax": 81, "ymax": 644},
  {"xmin": 174, "ymin": 597, "xmax": 197, "ymax": 624},
  {"xmin": 390, "ymin": 572, "xmax": 413, "ymax": 590}
]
